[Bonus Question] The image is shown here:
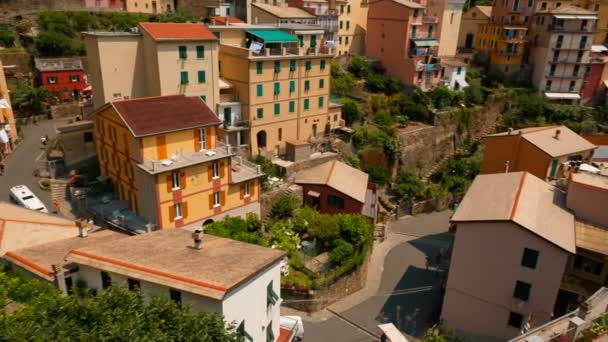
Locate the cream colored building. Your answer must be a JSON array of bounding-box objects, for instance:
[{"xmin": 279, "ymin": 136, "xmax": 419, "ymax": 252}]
[
  {"xmin": 251, "ymin": 2, "xmax": 317, "ymax": 24},
  {"xmin": 124, "ymin": 0, "xmax": 175, "ymax": 13},
  {"xmin": 426, "ymin": 0, "xmax": 465, "ymax": 57},
  {"xmin": 84, "ymin": 22, "xmax": 220, "ymax": 111},
  {"xmin": 457, "ymin": 5, "xmax": 491, "ymax": 51},
  {"xmin": 0, "ymin": 60, "xmax": 17, "ymax": 147},
  {"xmin": 332, "ymin": 0, "xmax": 368, "ymax": 56},
  {"xmin": 210, "ymin": 25, "xmax": 342, "ymax": 157}
]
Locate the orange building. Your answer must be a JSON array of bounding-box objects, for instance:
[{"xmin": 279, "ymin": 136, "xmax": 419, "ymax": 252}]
[
  {"xmin": 481, "ymin": 126, "xmax": 596, "ymax": 181},
  {"xmin": 92, "ymin": 94, "xmax": 263, "ymax": 230}
]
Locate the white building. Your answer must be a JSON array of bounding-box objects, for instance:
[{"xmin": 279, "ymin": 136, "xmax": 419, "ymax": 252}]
[
  {"xmin": 66, "ymin": 229, "xmax": 287, "ymax": 342},
  {"xmin": 441, "ymin": 58, "xmax": 469, "ymax": 90}
]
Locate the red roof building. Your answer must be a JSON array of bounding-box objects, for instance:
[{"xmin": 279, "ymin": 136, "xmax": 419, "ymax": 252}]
[
  {"xmin": 138, "ymin": 22, "xmax": 218, "ymax": 41},
  {"xmin": 209, "ymin": 16, "xmax": 245, "ymax": 25},
  {"xmin": 34, "ymin": 58, "xmax": 87, "ymax": 102}
]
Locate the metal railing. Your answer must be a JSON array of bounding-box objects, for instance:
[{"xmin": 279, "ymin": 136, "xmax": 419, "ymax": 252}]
[
  {"xmin": 140, "ymin": 142, "xmax": 232, "ymax": 172},
  {"xmin": 550, "ymin": 25, "xmax": 597, "ymax": 33}
]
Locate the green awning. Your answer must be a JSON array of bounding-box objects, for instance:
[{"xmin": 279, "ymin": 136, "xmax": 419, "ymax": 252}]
[
  {"xmin": 248, "ymin": 29, "xmax": 298, "ymax": 43},
  {"xmin": 413, "ymin": 39, "xmax": 439, "ymax": 47}
]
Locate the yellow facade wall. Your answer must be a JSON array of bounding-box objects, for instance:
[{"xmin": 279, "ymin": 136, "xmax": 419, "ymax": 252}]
[
  {"xmin": 140, "ymin": 126, "xmax": 217, "ymax": 161},
  {"xmin": 125, "ymin": 0, "xmax": 175, "ymax": 13},
  {"xmin": 0, "ymin": 59, "xmax": 17, "ymax": 142}
]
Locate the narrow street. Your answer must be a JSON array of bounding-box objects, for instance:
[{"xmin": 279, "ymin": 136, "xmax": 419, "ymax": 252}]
[
  {"xmin": 302, "ymin": 211, "xmax": 453, "ymax": 342},
  {"xmin": 0, "ymin": 118, "xmax": 64, "ymax": 209}
]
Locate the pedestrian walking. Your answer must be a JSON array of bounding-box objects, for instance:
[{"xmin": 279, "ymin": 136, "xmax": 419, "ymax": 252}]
[
  {"xmin": 0, "ymin": 160, "xmax": 4, "ymax": 176},
  {"xmin": 40, "ymin": 136, "xmax": 47, "ymax": 146}
]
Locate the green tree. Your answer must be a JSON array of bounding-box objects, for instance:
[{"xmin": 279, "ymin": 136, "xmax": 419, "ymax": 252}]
[
  {"xmin": 482, "ymin": 66, "xmax": 506, "ymax": 88},
  {"xmin": 365, "ymin": 165, "xmax": 391, "ymax": 185},
  {"xmin": 0, "ymin": 282, "xmax": 237, "ymax": 341},
  {"xmin": 205, "ymin": 216, "xmax": 269, "ymax": 246},
  {"xmin": 329, "ymin": 239, "xmax": 354, "ymax": 265},
  {"xmin": 331, "ymin": 71, "xmax": 356, "ymax": 97},
  {"xmin": 71, "ymin": 11, "xmax": 97, "ymax": 32},
  {"xmin": 11, "ymin": 83, "xmax": 48, "ymax": 116},
  {"xmin": 383, "ymin": 135, "xmax": 403, "ymax": 163},
  {"xmin": 347, "ymin": 55, "xmax": 370, "ymax": 78},
  {"xmin": 152, "ymin": 8, "xmax": 200, "ymax": 23},
  {"xmin": 464, "ymin": 84, "xmax": 486, "ymax": 105},
  {"xmin": 341, "ymin": 98, "xmax": 361, "ymax": 125},
  {"xmin": 395, "ymin": 170, "xmax": 428, "ymax": 200},
  {"xmin": 35, "ymin": 31, "xmax": 74, "ymax": 57},
  {"xmin": 38, "ymin": 11, "xmax": 74, "ymax": 37}
]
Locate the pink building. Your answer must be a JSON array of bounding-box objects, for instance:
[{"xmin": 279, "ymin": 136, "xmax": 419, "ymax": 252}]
[
  {"xmin": 84, "ymin": 0, "xmax": 125, "ymax": 8},
  {"xmin": 443, "ymin": 171, "xmax": 575, "ymax": 340},
  {"xmin": 367, "ymin": 0, "xmax": 444, "ymax": 90},
  {"xmin": 491, "ymin": 0, "xmax": 535, "ymax": 25}
]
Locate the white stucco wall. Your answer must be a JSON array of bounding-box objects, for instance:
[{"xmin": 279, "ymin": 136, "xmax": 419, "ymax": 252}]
[
  {"xmin": 445, "ymin": 65, "xmax": 468, "ymax": 90},
  {"xmin": 217, "ymin": 102, "xmax": 243, "ymax": 126}
]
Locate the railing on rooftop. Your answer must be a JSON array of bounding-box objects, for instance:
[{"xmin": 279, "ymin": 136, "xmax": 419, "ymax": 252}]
[{"xmin": 140, "ymin": 142, "xmax": 232, "ymax": 172}]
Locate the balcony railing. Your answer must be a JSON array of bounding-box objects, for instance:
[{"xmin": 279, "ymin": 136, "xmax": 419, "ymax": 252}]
[
  {"xmin": 422, "ymin": 16, "xmax": 438, "ymax": 23},
  {"xmin": 140, "ymin": 142, "xmax": 233, "ymax": 174},
  {"xmin": 230, "ymin": 156, "xmax": 263, "ymax": 183},
  {"xmin": 415, "ymin": 63, "xmax": 442, "ymax": 72},
  {"xmin": 495, "ymin": 50, "xmax": 522, "ymax": 56},
  {"xmin": 409, "ymin": 47, "xmax": 438, "ymax": 56},
  {"xmin": 549, "ymin": 24, "xmax": 597, "ymax": 33},
  {"xmin": 546, "ymin": 72, "xmax": 583, "ymax": 78}
]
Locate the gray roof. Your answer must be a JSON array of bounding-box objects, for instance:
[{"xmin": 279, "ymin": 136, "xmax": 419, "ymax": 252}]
[{"xmin": 34, "ymin": 58, "xmax": 83, "ymax": 72}]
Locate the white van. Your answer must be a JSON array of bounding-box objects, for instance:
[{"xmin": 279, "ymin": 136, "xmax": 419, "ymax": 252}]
[{"xmin": 9, "ymin": 185, "xmax": 49, "ymax": 213}]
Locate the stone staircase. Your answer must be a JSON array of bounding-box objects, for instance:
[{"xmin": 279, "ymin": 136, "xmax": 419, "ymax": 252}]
[{"xmin": 421, "ymin": 121, "xmax": 497, "ymax": 182}]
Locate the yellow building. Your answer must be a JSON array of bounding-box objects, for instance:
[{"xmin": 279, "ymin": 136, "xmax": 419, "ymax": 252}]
[
  {"xmin": 210, "ymin": 25, "xmax": 342, "ymax": 157},
  {"xmin": 475, "ymin": 23, "xmax": 527, "ymax": 72},
  {"xmin": 0, "ymin": 59, "xmax": 17, "ymax": 153},
  {"xmin": 574, "ymin": 0, "xmax": 608, "ymax": 44},
  {"xmin": 124, "ymin": 0, "xmax": 175, "ymax": 13},
  {"xmin": 84, "ymin": 22, "xmax": 220, "ymax": 111},
  {"xmin": 457, "ymin": 5, "xmax": 491, "ymax": 51},
  {"xmin": 92, "ymin": 94, "xmax": 263, "ymax": 230},
  {"xmin": 331, "ymin": 0, "xmax": 368, "ymax": 56}
]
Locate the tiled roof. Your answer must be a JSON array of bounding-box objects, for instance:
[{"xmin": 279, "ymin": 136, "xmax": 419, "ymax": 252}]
[
  {"xmin": 34, "ymin": 58, "xmax": 83, "ymax": 72},
  {"xmin": 295, "ymin": 160, "xmax": 369, "ymax": 202},
  {"xmin": 368, "ymin": 0, "xmax": 425, "ymax": 9},
  {"xmin": 66, "ymin": 229, "xmax": 286, "ymax": 300},
  {"xmin": 106, "ymin": 95, "xmax": 221, "ymax": 137},
  {"xmin": 538, "ymin": 4, "xmax": 597, "ymax": 14},
  {"xmin": 209, "ymin": 16, "xmax": 246, "ymax": 25},
  {"xmin": 139, "ymin": 22, "xmax": 218, "ymax": 41},
  {"xmin": 486, "ymin": 125, "xmax": 596, "ymax": 158},
  {"xmin": 252, "ymin": 3, "xmax": 315, "ymax": 18},
  {"xmin": 451, "ymin": 172, "xmax": 576, "ymax": 253}
]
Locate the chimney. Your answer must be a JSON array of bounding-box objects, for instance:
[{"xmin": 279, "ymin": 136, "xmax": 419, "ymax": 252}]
[
  {"xmin": 507, "ymin": 127, "xmax": 513, "ymax": 135},
  {"xmin": 75, "ymin": 219, "xmax": 88, "ymax": 238},
  {"xmin": 554, "ymin": 129, "xmax": 561, "ymax": 139},
  {"xmin": 192, "ymin": 229, "xmax": 203, "ymax": 250},
  {"xmin": 504, "ymin": 160, "xmax": 510, "ymax": 173}
]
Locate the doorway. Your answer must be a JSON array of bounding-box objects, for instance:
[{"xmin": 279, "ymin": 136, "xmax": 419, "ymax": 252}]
[
  {"xmin": 256, "ymin": 130, "xmax": 267, "ymax": 149},
  {"xmin": 465, "ymin": 33, "xmax": 474, "ymax": 49}
]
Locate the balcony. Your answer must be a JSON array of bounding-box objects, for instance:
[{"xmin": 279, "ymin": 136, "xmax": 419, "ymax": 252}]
[
  {"xmin": 549, "ymin": 24, "xmax": 597, "ymax": 33},
  {"xmin": 545, "ymin": 72, "xmax": 583, "ymax": 78},
  {"xmin": 230, "ymin": 156, "xmax": 263, "ymax": 183},
  {"xmin": 221, "ymin": 44, "xmax": 335, "ymax": 59},
  {"xmin": 494, "ymin": 50, "xmax": 523, "ymax": 56},
  {"xmin": 551, "ymin": 58, "xmax": 585, "ymax": 64},
  {"xmin": 409, "ymin": 46, "xmax": 438, "ymax": 56},
  {"xmin": 422, "ymin": 16, "xmax": 438, "ymax": 24},
  {"xmin": 138, "ymin": 142, "xmax": 233, "ymax": 174},
  {"xmin": 415, "ymin": 62, "xmax": 442, "ymax": 72},
  {"xmin": 500, "ymin": 34, "xmax": 527, "ymax": 41}
]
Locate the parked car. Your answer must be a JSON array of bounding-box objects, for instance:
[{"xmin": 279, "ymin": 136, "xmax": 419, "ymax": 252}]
[
  {"xmin": 280, "ymin": 316, "xmax": 304, "ymax": 341},
  {"xmin": 9, "ymin": 185, "xmax": 48, "ymax": 213}
]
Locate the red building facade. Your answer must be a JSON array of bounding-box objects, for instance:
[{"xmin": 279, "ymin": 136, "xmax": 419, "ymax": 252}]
[
  {"xmin": 582, "ymin": 51, "xmax": 607, "ymax": 103},
  {"xmin": 35, "ymin": 58, "xmax": 87, "ymax": 102}
]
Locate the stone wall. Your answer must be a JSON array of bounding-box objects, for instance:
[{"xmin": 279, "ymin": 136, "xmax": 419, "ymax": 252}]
[
  {"xmin": 0, "ymin": 0, "xmax": 86, "ymax": 16},
  {"xmin": 281, "ymin": 251, "xmax": 371, "ymax": 312},
  {"xmin": 51, "ymin": 103, "xmax": 81, "ymax": 119},
  {"xmin": 0, "ymin": 51, "xmax": 32, "ymax": 80}
]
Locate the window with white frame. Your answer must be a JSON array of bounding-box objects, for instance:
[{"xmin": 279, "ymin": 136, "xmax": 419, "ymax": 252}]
[
  {"xmin": 244, "ymin": 182, "xmax": 251, "ymax": 197},
  {"xmin": 213, "ymin": 191, "xmax": 221, "ymax": 207},
  {"xmin": 47, "ymin": 76, "xmax": 58, "ymax": 84},
  {"xmin": 171, "ymin": 171, "xmax": 180, "ymax": 190},
  {"xmin": 70, "ymin": 75, "xmax": 80, "ymax": 82},
  {"xmin": 199, "ymin": 128, "xmax": 207, "ymax": 151},
  {"xmin": 213, "ymin": 161, "xmax": 220, "ymax": 178},
  {"xmin": 174, "ymin": 202, "xmax": 183, "ymax": 219}
]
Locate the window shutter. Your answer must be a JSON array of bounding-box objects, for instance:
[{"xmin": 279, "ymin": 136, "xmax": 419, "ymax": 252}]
[
  {"xmin": 240, "ymin": 184, "xmax": 245, "ymax": 199},
  {"xmin": 208, "ymin": 193, "xmax": 214, "ymax": 209},
  {"xmin": 251, "ymin": 181, "xmax": 256, "ymax": 196},
  {"xmin": 169, "ymin": 205, "xmax": 175, "ymax": 222},
  {"xmin": 221, "ymin": 191, "xmax": 226, "ymax": 205},
  {"xmin": 182, "ymin": 202, "xmax": 189, "ymax": 219},
  {"xmin": 194, "ymin": 129, "xmax": 200, "ymax": 151},
  {"xmin": 220, "ymin": 161, "xmax": 226, "ymax": 178},
  {"xmin": 180, "ymin": 171, "xmax": 187, "ymax": 190},
  {"xmin": 206, "ymin": 127, "xmax": 213, "ymax": 149},
  {"xmin": 166, "ymin": 175, "xmax": 173, "ymax": 193},
  {"xmin": 208, "ymin": 164, "xmax": 213, "ymax": 182}
]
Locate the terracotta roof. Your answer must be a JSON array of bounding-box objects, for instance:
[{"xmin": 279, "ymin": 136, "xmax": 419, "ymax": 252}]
[
  {"xmin": 139, "ymin": 22, "xmax": 218, "ymax": 41},
  {"xmin": 540, "ymin": 4, "xmax": 597, "ymax": 14},
  {"xmin": 451, "ymin": 172, "xmax": 576, "ymax": 253},
  {"xmin": 368, "ymin": 0, "xmax": 426, "ymax": 9},
  {"xmin": 209, "ymin": 16, "xmax": 246, "ymax": 25},
  {"xmin": 474, "ymin": 5, "xmax": 492, "ymax": 18},
  {"xmin": 0, "ymin": 202, "xmax": 78, "ymax": 255},
  {"xmin": 575, "ymin": 219, "xmax": 608, "ymax": 255},
  {"xmin": 441, "ymin": 58, "xmax": 467, "ymax": 67},
  {"xmin": 487, "ymin": 125, "xmax": 596, "ymax": 158},
  {"xmin": 4, "ymin": 230, "xmax": 127, "ymax": 281},
  {"xmin": 570, "ymin": 172, "xmax": 608, "ymax": 191},
  {"xmin": 295, "ymin": 160, "xmax": 369, "ymax": 202},
  {"xmin": 66, "ymin": 229, "xmax": 286, "ymax": 300},
  {"xmin": 101, "ymin": 95, "xmax": 221, "ymax": 137},
  {"xmin": 252, "ymin": 3, "xmax": 316, "ymax": 18}
]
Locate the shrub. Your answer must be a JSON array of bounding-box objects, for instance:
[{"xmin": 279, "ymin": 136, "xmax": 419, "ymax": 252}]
[
  {"xmin": 38, "ymin": 11, "xmax": 74, "ymax": 37},
  {"xmin": 268, "ymin": 220, "xmax": 301, "ymax": 252},
  {"xmin": 464, "ymin": 84, "xmax": 486, "ymax": 105},
  {"xmin": 0, "ymin": 27, "xmax": 15, "ymax": 47},
  {"xmin": 331, "ymin": 70, "xmax": 356, "ymax": 97},
  {"xmin": 391, "ymin": 93, "xmax": 433, "ymax": 123},
  {"xmin": 428, "ymin": 86, "xmax": 460, "ymax": 109},
  {"xmin": 366, "ymin": 165, "xmax": 391, "ymax": 185},
  {"xmin": 374, "ymin": 110, "xmax": 394, "ymax": 127},
  {"xmin": 329, "ymin": 239, "xmax": 355, "ymax": 265},
  {"xmin": 395, "ymin": 170, "xmax": 428, "ymax": 200},
  {"xmin": 347, "ymin": 55, "xmax": 370, "ymax": 78},
  {"xmin": 205, "ymin": 216, "xmax": 269, "ymax": 246},
  {"xmin": 482, "ymin": 66, "xmax": 506, "ymax": 88},
  {"xmin": 367, "ymin": 73, "xmax": 402, "ymax": 95},
  {"xmin": 270, "ymin": 193, "xmax": 300, "ymax": 220},
  {"xmin": 344, "ymin": 155, "xmax": 361, "ymax": 169},
  {"xmin": 383, "ymin": 136, "xmax": 403, "ymax": 163}
]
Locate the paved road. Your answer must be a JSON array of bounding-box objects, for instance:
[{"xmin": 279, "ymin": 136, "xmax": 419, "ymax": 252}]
[
  {"xmin": 303, "ymin": 211, "xmax": 453, "ymax": 342},
  {"xmin": 0, "ymin": 118, "xmax": 61, "ymax": 209}
]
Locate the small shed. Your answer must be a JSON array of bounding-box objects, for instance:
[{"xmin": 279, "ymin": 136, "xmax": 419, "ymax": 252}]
[{"xmin": 285, "ymin": 140, "xmax": 312, "ymax": 162}]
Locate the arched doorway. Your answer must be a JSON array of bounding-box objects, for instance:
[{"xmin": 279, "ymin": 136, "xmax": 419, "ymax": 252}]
[
  {"xmin": 203, "ymin": 219, "xmax": 214, "ymax": 226},
  {"xmin": 256, "ymin": 130, "xmax": 267, "ymax": 149}
]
